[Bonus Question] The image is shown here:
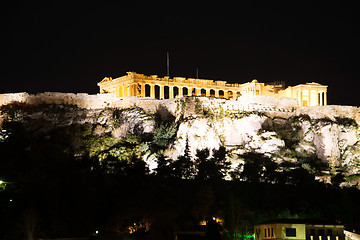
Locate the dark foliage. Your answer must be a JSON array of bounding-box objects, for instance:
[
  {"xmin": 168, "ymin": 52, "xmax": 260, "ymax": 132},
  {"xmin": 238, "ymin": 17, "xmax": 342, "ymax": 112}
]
[
  {"xmin": 196, "ymin": 147, "xmax": 230, "ymax": 181},
  {"xmin": 170, "ymin": 138, "xmax": 196, "ymax": 179}
]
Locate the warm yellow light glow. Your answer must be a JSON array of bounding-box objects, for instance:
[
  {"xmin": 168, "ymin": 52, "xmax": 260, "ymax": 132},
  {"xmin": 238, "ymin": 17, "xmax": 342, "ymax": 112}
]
[
  {"xmin": 199, "ymin": 217, "xmax": 224, "ymax": 226},
  {"xmin": 213, "ymin": 217, "xmax": 224, "ymax": 226},
  {"xmin": 98, "ymin": 72, "xmax": 328, "ymax": 106},
  {"xmin": 199, "ymin": 220, "xmax": 207, "ymax": 225}
]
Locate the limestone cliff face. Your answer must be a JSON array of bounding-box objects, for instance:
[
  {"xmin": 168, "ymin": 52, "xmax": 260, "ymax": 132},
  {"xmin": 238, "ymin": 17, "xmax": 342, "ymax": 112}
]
[
  {"xmin": 1, "ymin": 93, "xmax": 360, "ymax": 186},
  {"xmin": 173, "ymin": 112, "xmax": 360, "ymax": 183}
]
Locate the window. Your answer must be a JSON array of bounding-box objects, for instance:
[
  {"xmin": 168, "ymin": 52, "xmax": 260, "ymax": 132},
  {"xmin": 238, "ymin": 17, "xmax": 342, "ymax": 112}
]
[
  {"xmin": 286, "ymin": 228, "xmax": 297, "ymax": 237},
  {"xmin": 318, "ymin": 230, "xmax": 325, "ymax": 236},
  {"xmin": 265, "ymin": 228, "xmax": 267, "ymax": 237},
  {"xmin": 268, "ymin": 228, "xmax": 271, "ymax": 237},
  {"xmin": 327, "ymin": 230, "xmax": 332, "ymax": 236},
  {"xmin": 271, "ymin": 228, "xmax": 274, "ymax": 237},
  {"xmin": 310, "ymin": 229, "xmax": 316, "ymax": 236}
]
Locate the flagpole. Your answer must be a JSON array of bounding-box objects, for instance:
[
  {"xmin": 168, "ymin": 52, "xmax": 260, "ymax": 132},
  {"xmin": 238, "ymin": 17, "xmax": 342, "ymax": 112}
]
[{"xmin": 167, "ymin": 51, "xmax": 170, "ymax": 76}]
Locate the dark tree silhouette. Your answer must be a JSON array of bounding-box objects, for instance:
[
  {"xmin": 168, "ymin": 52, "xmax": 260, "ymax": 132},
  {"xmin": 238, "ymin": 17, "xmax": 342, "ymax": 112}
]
[
  {"xmin": 195, "ymin": 148, "xmax": 211, "ymax": 180},
  {"xmin": 239, "ymin": 152, "xmax": 278, "ymax": 183},
  {"xmin": 205, "ymin": 219, "xmax": 222, "ymax": 240},
  {"xmin": 171, "ymin": 137, "xmax": 195, "ymax": 179},
  {"xmin": 155, "ymin": 152, "xmax": 174, "ymax": 177},
  {"xmin": 196, "ymin": 146, "xmax": 230, "ymax": 181}
]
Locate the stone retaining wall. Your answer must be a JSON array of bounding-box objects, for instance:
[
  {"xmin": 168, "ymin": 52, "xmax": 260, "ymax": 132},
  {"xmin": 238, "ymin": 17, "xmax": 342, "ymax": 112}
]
[{"xmin": 1, "ymin": 92, "xmax": 360, "ymax": 123}]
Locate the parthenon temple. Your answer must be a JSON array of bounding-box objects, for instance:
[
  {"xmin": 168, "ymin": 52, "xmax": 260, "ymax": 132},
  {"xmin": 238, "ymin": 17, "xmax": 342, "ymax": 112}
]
[{"xmin": 98, "ymin": 72, "xmax": 328, "ymax": 107}]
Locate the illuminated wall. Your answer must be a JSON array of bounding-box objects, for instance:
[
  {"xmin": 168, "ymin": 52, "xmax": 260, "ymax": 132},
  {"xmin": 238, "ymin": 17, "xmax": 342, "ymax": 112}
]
[
  {"xmin": 254, "ymin": 221, "xmax": 345, "ymax": 240},
  {"xmin": 255, "ymin": 223, "xmax": 306, "ymax": 240}
]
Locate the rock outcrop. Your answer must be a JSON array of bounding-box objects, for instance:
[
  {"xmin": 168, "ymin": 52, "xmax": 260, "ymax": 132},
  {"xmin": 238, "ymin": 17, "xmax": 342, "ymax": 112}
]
[{"xmin": 1, "ymin": 92, "xmax": 360, "ymax": 186}]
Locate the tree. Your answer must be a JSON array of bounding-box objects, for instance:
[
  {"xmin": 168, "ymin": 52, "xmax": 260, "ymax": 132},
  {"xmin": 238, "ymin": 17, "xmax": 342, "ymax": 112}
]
[
  {"xmin": 155, "ymin": 152, "xmax": 174, "ymax": 178},
  {"xmin": 195, "ymin": 148, "xmax": 211, "ymax": 180},
  {"xmin": 205, "ymin": 219, "xmax": 222, "ymax": 240},
  {"xmin": 210, "ymin": 146, "xmax": 230, "ymax": 180},
  {"xmin": 22, "ymin": 208, "xmax": 39, "ymax": 240},
  {"xmin": 331, "ymin": 171, "xmax": 345, "ymax": 188},
  {"xmin": 239, "ymin": 152, "xmax": 278, "ymax": 183},
  {"xmin": 153, "ymin": 122, "xmax": 177, "ymax": 148},
  {"xmin": 226, "ymin": 194, "xmax": 254, "ymax": 240},
  {"xmin": 171, "ymin": 138, "xmax": 195, "ymax": 179},
  {"xmin": 196, "ymin": 147, "xmax": 230, "ymax": 181}
]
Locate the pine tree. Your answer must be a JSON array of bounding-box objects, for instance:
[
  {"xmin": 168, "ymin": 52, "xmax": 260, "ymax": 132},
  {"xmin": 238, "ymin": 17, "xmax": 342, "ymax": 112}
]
[
  {"xmin": 196, "ymin": 146, "xmax": 229, "ymax": 181},
  {"xmin": 155, "ymin": 152, "xmax": 173, "ymax": 178},
  {"xmin": 172, "ymin": 137, "xmax": 195, "ymax": 179}
]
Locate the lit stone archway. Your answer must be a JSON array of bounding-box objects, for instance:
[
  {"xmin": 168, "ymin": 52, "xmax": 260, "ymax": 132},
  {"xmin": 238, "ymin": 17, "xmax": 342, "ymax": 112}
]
[
  {"xmin": 173, "ymin": 86, "xmax": 179, "ymax": 98},
  {"xmin": 201, "ymin": 89, "xmax": 206, "ymax": 97},
  {"xmin": 219, "ymin": 90, "xmax": 224, "ymax": 98},
  {"xmin": 155, "ymin": 85, "xmax": 160, "ymax": 99},
  {"xmin": 191, "ymin": 88, "xmax": 196, "ymax": 96},
  {"xmin": 145, "ymin": 84, "xmax": 151, "ymax": 97},
  {"xmin": 183, "ymin": 87, "xmax": 189, "ymax": 97},
  {"xmin": 164, "ymin": 86, "xmax": 169, "ymax": 99}
]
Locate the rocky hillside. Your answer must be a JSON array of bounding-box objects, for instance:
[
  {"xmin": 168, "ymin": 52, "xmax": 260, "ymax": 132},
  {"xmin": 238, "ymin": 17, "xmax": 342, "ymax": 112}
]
[{"xmin": 1, "ymin": 96, "xmax": 360, "ymax": 187}]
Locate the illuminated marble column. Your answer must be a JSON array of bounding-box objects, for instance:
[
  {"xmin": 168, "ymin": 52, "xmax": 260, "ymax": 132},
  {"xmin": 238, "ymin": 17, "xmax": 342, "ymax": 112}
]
[
  {"xmin": 195, "ymin": 88, "xmax": 201, "ymax": 96},
  {"xmin": 160, "ymin": 85, "xmax": 164, "ymax": 99},
  {"xmin": 150, "ymin": 84, "xmax": 155, "ymax": 98},
  {"xmin": 178, "ymin": 87, "xmax": 183, "ymax": 98},
  {"xmin": 122, "ymin": 85, "xmax": 126, "ymax": 97},
  {"xmin": 234, "ymin": 91, "xmax": 238, "ymax": 99},
  {"xmin": 297, "ymin": 90, "xmax": 302, "ymax": 106},
  {"xmin": 215, "ymin": 90, "xmax": 219, "ymax": 98},
  {"xmin": 141, "ymin": 84, "xmax": 145, "ymax": 97},
  {"xmin": 313, "ymin": 90, "xmax": 319, "ymax": 106},
  {"xmin": 206, "ymin": 89, "xmax": 210, "ymax": 97},
  {"xmin": 224, "ymin": 91, "xmax": 228, "ymax": 99},
  {"xmin": 169, "ymin": 86, "xmax": 173, "ymax": 99},
  {"xmin": 324, "ymin": 91, "xmax": 327, "ymax": 105}
]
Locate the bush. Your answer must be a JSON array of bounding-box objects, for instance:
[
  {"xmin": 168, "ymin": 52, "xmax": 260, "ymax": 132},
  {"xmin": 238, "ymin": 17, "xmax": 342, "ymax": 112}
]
[
  {"xmin": 335, "ymin": 117, "xmax": 358, "ymax": 128},
  {"xmin": 153, "ymin": 122, "xmax": 178, "ymax": 147}
]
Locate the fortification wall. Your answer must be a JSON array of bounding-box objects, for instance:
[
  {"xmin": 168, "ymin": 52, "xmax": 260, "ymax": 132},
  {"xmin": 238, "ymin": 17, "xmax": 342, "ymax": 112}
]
[
  {"xmin": 0, "ymin": 92, "xmax": 29, "ymax": 105},
  {"xmin": 1, "ymin": 92, "xmax": 360, "ymax": 123},
  {"xmin": 0, "ymin": 92, "xmax": 120, "ymax": 109}
]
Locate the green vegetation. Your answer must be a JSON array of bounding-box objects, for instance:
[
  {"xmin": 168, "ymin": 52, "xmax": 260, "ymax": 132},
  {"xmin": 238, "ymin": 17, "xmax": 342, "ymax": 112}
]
[
  {"xmin": 0, "ymin": 102, "xmax": 24, "ymax": 121},
  {"xmin": 153, "ymin": 122, "xmax": 178, "ymax": 148},
  {"xmin": 335, "ymin": 117, "xmax": 358, "ymax": 128},
  {"xmin": 203, "ymin": 108, "xmax": 266, "ymax": 120}
]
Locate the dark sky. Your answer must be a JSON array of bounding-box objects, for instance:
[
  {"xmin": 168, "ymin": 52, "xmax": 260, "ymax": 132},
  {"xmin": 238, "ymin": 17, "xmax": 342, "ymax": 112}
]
[{"xmin": 2, "ymin": 1, "xmax": 360, "ymax": 106}]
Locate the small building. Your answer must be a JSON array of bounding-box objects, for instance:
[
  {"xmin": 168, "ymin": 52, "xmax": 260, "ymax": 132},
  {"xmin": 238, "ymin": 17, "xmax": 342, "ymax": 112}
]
[{"xmin": 254, "ymin": 219, "xmax": 345, "ymax": 240}]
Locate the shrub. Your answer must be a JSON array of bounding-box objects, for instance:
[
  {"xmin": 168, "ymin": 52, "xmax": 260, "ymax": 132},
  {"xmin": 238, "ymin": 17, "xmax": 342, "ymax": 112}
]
[
  {"xmin": 335, "ymin": 117, "xmax": 358, "ymax": 128},
  {"xmin": 153, "ymin": 122, "xmax": 178, "ymax": 147}
]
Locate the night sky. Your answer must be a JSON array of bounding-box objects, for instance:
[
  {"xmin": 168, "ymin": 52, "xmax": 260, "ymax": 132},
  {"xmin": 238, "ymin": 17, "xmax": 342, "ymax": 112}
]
[{"xmin": 2, "ymin": 1, "xmax": 360, "ymax": 106}]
